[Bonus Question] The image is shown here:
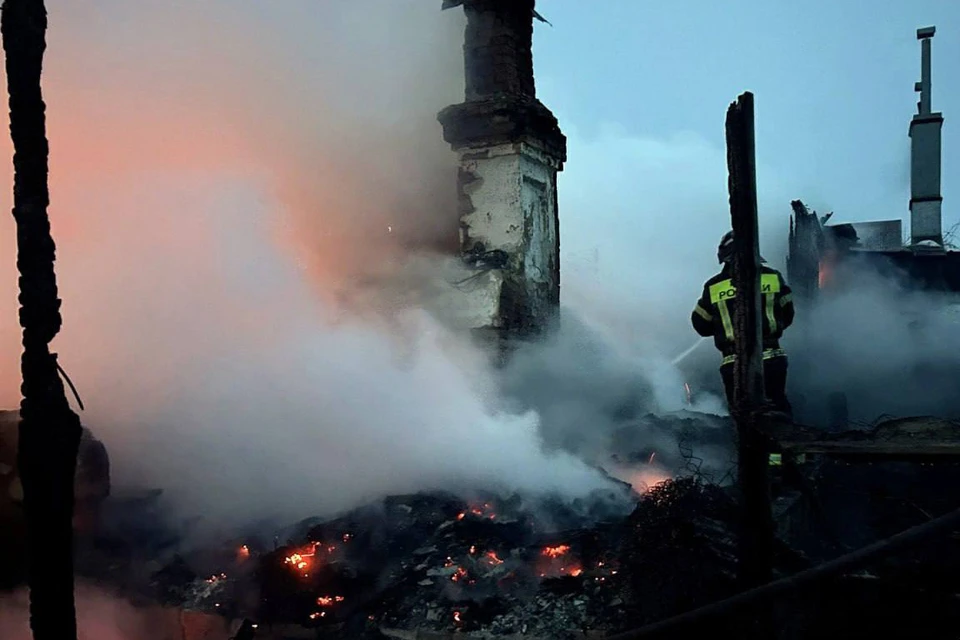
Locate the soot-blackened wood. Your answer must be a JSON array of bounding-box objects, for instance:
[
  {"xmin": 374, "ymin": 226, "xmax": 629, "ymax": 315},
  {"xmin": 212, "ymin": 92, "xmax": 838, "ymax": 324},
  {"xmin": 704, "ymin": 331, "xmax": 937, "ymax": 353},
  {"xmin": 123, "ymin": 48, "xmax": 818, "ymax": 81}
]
[
  {"xmin": 2, "ymin": 1, "xmax": 83, "ymax": 639},
  {"xmin": 724, "ymin": 93, "xmax": 774, "ymax": 602}
]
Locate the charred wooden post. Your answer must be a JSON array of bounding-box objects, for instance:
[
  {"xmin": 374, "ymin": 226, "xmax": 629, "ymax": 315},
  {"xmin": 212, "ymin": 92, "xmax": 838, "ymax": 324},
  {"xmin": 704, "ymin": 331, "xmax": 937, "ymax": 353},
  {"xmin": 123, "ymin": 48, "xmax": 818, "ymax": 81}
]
[
  {"xmin": 786, "ymin": 199, "xmax": 823, "ymax": 306},
  {"xmin": 1, "ymin": 1, "xmax": 83, "ymax": 638},
  {"xmin": 438, "ymin": 0, "xmax": 566, "ymax": 355},
  {"xmin": 724, "ymin": 93, "xmax": 774, "ymax": 596}
]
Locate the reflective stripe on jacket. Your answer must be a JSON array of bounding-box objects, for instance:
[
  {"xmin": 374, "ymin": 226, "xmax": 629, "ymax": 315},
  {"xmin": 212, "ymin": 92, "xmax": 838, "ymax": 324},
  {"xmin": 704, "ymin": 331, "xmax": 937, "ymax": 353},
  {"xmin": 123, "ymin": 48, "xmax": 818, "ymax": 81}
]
[{"xmin": 690, "ymin": 264, "xmax": 795, "ymax": 357}]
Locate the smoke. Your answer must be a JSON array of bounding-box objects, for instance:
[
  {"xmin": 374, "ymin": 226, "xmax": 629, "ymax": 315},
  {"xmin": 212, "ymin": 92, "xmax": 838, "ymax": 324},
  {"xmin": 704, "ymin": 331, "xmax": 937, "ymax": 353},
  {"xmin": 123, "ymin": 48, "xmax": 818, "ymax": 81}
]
[
  {"xmin": 4, "ymin": 0, "xmax": 948, "ymax": 540},
  {"xmin": 0, "ymin": 0, "xmax": 615, "ymax": 531},
  {"xmin": 787, "ymin": 255, "xmax": 960, "ymax": 424},
  {"xmin": 556, "ymin": 122, "xmax": 795, "ymax": 359},
  {"xmin": 0, "ymin": 583, "xmax": 228, "ymax": 640}
]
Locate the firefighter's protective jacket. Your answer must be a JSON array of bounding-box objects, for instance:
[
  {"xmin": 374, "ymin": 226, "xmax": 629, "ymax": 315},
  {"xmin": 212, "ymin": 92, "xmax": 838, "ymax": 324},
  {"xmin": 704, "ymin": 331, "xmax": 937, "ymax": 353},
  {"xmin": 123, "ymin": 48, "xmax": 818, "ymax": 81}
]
[{"xmin": 691, "ymin": 264, "xmax": 794, "ymax": 362}]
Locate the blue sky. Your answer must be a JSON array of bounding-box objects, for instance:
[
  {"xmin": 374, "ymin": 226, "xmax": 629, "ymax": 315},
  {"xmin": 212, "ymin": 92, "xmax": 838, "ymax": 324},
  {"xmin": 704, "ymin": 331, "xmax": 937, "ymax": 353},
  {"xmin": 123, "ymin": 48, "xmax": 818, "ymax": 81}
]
[{"xmin": 536, "ymin": 0, "xmax": 958, "ymax": 226}]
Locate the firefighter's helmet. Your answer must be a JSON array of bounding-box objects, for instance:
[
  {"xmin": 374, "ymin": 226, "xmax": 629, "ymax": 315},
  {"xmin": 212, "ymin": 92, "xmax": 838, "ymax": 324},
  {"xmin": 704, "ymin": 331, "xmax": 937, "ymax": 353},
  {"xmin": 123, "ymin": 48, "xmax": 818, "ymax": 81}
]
[
  {"xmin": 718, "ymin": 231, "xmax": 735, "ymax": 264},
  {"xmin": 717, "ymin": 231, "xmax": 768, "ymax": 264}
]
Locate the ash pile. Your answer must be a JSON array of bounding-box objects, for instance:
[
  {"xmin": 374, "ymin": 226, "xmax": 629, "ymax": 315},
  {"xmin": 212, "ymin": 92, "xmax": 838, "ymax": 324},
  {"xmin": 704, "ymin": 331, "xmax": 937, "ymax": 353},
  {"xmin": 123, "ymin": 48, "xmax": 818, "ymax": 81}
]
[
  {"xmin": 136, "ymin": 477, "xmax": 744, "ymax": 639},
  {"xmin": 257, "ymin": 488, "xmax": 637, "ymax": 638},
  {"xmin": 69, "ymin": 410, "xmax": 747, "ymax": 638}
]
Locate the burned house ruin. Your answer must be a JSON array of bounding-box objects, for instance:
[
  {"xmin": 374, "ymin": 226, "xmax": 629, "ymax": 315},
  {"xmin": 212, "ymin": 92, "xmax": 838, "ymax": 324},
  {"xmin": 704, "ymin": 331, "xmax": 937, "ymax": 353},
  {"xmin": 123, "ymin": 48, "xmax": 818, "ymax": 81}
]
[
  {"xmin": 438, "ymin": 0, "xmax": 566, "ymax": 348},
  {"xmin": 5, "ymin": 7, "xmax": 960, "ymax": 640},
  {"xmin": 788, "ymin": 26, "xmax": 954, "ymax": 303}
]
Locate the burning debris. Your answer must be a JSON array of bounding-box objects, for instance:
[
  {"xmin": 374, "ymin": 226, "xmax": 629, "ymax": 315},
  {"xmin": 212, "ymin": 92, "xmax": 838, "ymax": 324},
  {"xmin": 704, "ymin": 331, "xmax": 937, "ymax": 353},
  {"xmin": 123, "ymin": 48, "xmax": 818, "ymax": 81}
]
[{"xmin": 109, "ymin": 474, "xmax": 770, "ymax": 639}]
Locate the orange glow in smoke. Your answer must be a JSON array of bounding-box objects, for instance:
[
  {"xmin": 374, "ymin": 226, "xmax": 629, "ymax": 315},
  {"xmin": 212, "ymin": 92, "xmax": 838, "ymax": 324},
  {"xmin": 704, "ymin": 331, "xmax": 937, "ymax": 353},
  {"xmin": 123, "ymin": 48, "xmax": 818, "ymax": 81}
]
[
  {"xmin": 818, "ymin": 256, "xmax": 835, "ymax": 289},
  {"xmin": 0, "ymin": 17, "xmax": 458, "ymax": 405},
  {"xmin": 623, "ymin": 468, "xmax": 672, "ymax": 494},
  {"xmin": 237, "ymin": 544, "xmax": 250, "ymax": 562},
  {"xmin": 484, "ymin": 551, "xmax": 504, "ymax": 566}
]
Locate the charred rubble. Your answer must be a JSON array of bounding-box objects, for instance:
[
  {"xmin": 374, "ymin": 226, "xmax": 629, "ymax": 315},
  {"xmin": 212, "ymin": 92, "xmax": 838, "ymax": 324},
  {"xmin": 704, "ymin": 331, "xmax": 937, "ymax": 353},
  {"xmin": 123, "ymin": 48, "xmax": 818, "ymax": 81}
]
[
  {"xmin": 16, "ymin": 409, "xmax": 960, "ymax": 639},
  {"xmin": 91, "ymin": 474, "xmax": 750, "ymax": 639}
]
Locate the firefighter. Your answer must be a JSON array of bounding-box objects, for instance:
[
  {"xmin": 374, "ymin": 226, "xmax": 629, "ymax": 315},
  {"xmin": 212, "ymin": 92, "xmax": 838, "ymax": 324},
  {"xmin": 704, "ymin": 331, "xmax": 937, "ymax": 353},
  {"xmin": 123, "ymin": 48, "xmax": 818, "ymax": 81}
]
[{"xmin": 691, "ymin": 231, "xmax": 795, "ymax": 415}]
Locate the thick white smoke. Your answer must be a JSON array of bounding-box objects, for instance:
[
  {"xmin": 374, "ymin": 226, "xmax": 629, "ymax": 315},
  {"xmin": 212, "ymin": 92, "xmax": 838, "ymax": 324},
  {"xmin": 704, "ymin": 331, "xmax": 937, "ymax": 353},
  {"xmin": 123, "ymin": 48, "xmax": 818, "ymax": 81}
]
[
  {"xmin": 0, "ymin": 0, "xmax": 615, "ymax": 532},
  {"xmin": 786, "ymin": 255, "xmax": 960, "ymax": 424}
]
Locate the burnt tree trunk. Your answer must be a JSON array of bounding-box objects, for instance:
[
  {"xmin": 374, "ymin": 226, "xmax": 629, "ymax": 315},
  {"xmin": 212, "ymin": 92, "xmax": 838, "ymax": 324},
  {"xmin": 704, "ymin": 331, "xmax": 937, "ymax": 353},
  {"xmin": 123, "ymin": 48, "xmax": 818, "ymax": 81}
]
[
  {"xmin": 2, "ymin": 1, "xmax": 82, "ymax": 638},
  {"xmin": 724, "ymin": 93, "xmax": 773, "ymax": 596}
]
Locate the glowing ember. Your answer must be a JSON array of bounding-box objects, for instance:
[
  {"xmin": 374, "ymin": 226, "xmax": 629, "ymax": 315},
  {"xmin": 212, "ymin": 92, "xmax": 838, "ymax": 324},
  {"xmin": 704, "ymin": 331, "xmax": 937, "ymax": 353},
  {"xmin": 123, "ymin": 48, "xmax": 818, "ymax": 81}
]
[
  {"xmin": 469, "ymin": 545, "xmax": 476, "ymax": 555},
  {"xmin": 451, "ymin": 566, "xmax": 469, "ymax": 582},
  {"xmin": 453, "ymin": 611, "xmax": 462, "ymax": 624},
  {"xmin": 317, "ymin": 595, "xmax": 344, "ymax": 607},
  {"xmin": 237, "ymin": 544, "xmax": 250, "ymax": 561},
  {"xmin": 205, "ymin": 572, "xmax": 227, "ymax": 584},
  {"xmin": 284, "ymin": 542, "xmax": 320, "ymax": 577},
  {"xmin": 484, "ymin": 551, "xmax": 504, "ymax": 566},
  {"xmin": 459, "ymin": 502, "xmax": 496, "ymax": 520},
  {"xmin": 542, "ymin": 545, "xmax": 570, "ymax": 558},
  {"xmin": 342, "ymin": 533, "xmax": 352, "ymax": 542}
]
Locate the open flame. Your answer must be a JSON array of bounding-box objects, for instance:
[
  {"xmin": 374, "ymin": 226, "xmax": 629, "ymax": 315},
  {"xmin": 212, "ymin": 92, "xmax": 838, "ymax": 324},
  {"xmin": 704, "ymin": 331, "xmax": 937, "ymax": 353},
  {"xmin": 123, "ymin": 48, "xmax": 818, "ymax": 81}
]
[
  {"xmin": 538, "ymin": 544, "xmax": 583, "ymax": 578},
  {"xmin": 283, "ymin": 541, "xmax": 339, "ymax": 578},
  {"xmin": 542, "ymin": 545, "xmax": 570, "ymax": 559}
]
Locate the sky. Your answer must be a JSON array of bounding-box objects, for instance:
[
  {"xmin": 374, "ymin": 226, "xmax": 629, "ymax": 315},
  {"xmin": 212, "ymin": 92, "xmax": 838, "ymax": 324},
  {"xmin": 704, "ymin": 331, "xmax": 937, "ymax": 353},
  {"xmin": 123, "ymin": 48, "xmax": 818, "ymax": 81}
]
[
  {"xmin": 0, "ymin": 1, "xmax": 956, "ymax": 521},
  {"xmin": 533, "ymin": 0, "xmax": 960, "ymax": 347},
  {"xmin": 537, "ymin": 0, "xmax": 958, "ymax": 224}
]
